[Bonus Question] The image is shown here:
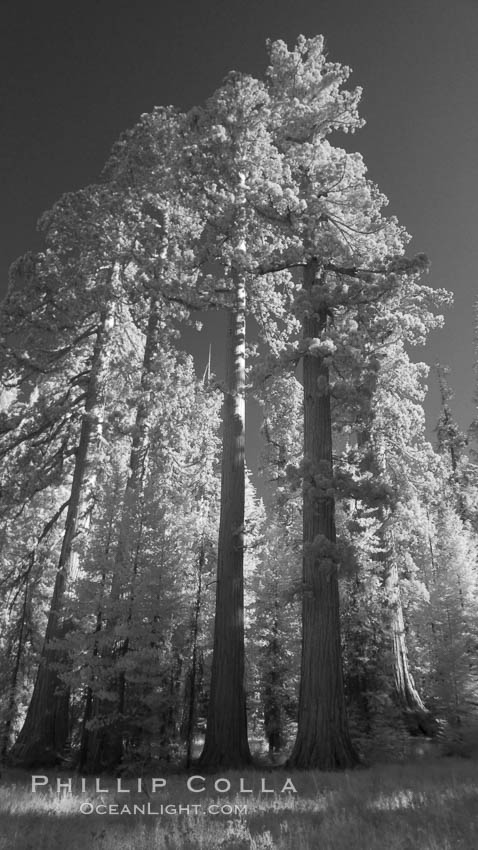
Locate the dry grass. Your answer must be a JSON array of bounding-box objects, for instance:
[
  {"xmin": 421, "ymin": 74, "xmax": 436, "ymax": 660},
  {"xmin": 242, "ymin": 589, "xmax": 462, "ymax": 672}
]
[{"xmin": 0, "ymin": 759, "xmax": 477, "ymax": 849}]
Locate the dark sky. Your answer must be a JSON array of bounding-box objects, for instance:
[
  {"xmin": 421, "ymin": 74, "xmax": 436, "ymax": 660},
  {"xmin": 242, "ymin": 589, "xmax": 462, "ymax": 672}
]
[{"xmin": 2, "ymin": 0, "xmax": 478, "ymax": 465}]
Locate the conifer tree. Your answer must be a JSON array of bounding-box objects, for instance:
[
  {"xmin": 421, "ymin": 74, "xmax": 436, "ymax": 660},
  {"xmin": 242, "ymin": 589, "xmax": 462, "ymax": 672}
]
[
  {"xmin": 11, "ymin": 303, "xmax": 115, "ymax": 765},
  {"xmin": 342, "ymin": 344, "xmax": 444, "ymax": 743},
  {"xmin": 5, "ymin": 184, "xmax": 138, "ymax": 765},
  {"xmin": 183, "ymin": 73, "xmax": 295, "ymax": 769},
  {"xmin": 257, "ymin": 35, "xmax": 448, "ymax": 767}
]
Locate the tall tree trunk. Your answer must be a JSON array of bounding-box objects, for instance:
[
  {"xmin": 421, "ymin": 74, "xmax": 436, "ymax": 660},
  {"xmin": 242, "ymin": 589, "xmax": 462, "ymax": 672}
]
[
  {"xmin": 11, "ymin": 311, "xmax": 112, "ymax": 766},
  {"xmin": 288, "ymin": 260, "xmax": 357, "ymax": 769},
  {"xmin": 199, "ymin": 272, "xmax": 251, "ymax": 769}
]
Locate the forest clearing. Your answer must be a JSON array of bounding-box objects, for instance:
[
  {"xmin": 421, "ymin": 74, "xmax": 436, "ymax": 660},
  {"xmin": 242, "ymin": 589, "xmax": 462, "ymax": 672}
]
[{"xmin": 1, "ymin": 759, "xmax": 477, "ymax": 850}]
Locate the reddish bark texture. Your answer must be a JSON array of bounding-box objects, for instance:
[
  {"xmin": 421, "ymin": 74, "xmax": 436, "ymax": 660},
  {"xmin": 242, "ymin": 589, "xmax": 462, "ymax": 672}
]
[
  {"xmin": 288, "ymin": 261, "xmax": 357, "ymax": 770},
  {"xmin": 199, "ymin": 275, "xmax": 251, "ymax": 769}
]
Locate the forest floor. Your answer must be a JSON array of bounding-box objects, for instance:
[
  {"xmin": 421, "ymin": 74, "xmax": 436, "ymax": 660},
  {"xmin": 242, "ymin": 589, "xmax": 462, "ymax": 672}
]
[{"xmin": 0, "ymin": 758, "xmax": 477, "ymax": 849}]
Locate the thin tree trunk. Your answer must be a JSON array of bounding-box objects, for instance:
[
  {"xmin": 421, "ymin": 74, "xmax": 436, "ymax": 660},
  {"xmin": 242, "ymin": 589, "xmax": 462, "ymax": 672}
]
[
  {"xmin": 78, "ymin": 604, "xmax": 103, "ymax": 772},
  {"xmin": 1, "ymin": 501, "xmax": 70, "ymax": 762},
  {"xmin": 78, "ymin": 468, "xmax": 124, "ymax": 772},
  {"xmin": 88, "ymin": 508, "xmax": 144, "ymax": 772},
  {"xmin": 186, "ymin": 542, "xmax": 204, "ymax": 768},
  {"xmin": 344, "ymin": 582, "xmax": 374, "ymax": 736},
  {"xmin": 199, "ymin": 272, "xmax": 251, "ymax": 769},
  {"xmin": 263, "ymin": 597, "xmax": 285, "ymax": 755},
  {"xmin": 11, "ymin": 311, "xmax": 112, "ymax": 766},
  {"xmin": 1, "ymin": 574, "xmax": 30, "ymax": 761},
  {"xmin": 83, "ymin": 298, "xmax": 161, "ymax": 772},
  {"xmin": 288, "ymin": 260, "xmax": 357, "ymax": 769},
  {"xmin": 110, "ymin": 298, "xmax": 162, "ymax": 597}
]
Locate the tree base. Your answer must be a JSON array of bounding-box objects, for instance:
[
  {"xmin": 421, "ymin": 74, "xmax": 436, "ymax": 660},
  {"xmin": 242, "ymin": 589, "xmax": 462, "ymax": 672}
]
[
  {"xmin": 403, "ymin": 707, "xmax": 438, "ymax": 738},
  {"xmin": 196, "ymin": 741, "xmax": 253, "ymax": 772},
  {"xmin": 286, "ymin": 740, "xmax": 360, "ymax": 771}
]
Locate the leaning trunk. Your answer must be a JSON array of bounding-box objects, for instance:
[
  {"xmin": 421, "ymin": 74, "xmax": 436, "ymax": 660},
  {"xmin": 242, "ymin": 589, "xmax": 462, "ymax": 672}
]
[
  {"xmin": 288, "ymin": 260, "xmax": 357, "ymax": 770},
  {"xmin": 385, "ymin": 541, "xmax": 434, "ymax": 735},
  {"xmin": 371, "ymin": 426, "xmax": 434, "ymax": 736},
  {"xmin": 199, "ymin": 272, "xmax": 251, "ymax": 769},
  {"xmin": 11, "ymin": 311, "xmax": 112, "ymax": 766}
]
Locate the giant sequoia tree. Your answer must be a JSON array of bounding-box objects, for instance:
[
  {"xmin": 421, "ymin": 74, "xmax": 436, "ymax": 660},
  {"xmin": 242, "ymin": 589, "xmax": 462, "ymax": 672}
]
[
  {"xmin": 256, "ymin": 36, "xmax": 448, "ymax": 768},
  {"xmin": 181, "ymin": 73, "xmax": 297, "ymax": 768}
]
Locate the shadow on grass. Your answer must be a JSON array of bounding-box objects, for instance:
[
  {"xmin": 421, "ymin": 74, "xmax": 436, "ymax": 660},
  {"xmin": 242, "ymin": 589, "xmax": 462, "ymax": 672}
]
[
  {"xmin": 244, "ymin": 788, "xmax": 478, "ymax": 850},
  {"xmin": 0, "ymin": 810, "xmax": 150, "ymax": 850}
]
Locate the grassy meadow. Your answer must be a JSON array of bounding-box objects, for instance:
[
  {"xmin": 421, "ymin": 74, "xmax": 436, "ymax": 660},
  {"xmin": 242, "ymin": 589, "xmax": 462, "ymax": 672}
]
[{"xmin": 0, "ymin": 758, "xmax": 477, "ymax": 850}]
